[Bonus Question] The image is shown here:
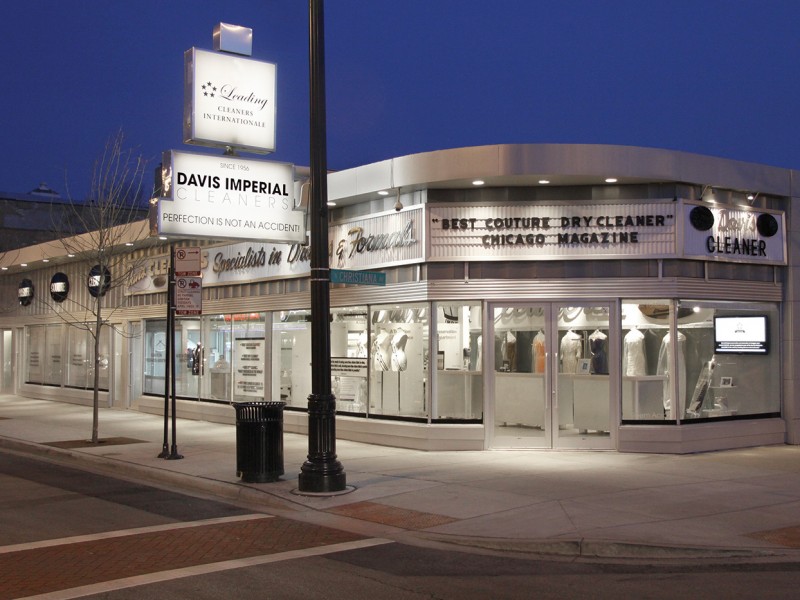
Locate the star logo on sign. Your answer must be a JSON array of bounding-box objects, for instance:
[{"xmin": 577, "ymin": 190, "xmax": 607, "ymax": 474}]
[{"xmin": 201, "ymin": 81, "xmax": 217, "ymax": 98}]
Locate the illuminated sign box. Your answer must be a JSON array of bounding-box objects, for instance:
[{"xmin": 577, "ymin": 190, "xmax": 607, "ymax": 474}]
[
  {"xmin": 157, "ymin": 150, "xmax": 305, "ymax": 243},
  {"xmin": 714, "ymin": 315, "xmax": 769, "ymax": 354},
  {"xmin": 184, "ymin": 48, "xmax": 277, "ymax": 153}
]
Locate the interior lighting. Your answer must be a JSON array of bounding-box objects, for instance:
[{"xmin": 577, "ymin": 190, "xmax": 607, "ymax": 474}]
[
  {"xmin": 472, "ymin": 180, "xmax": 485, "ymax": 186},
  {"xmin": 538, "ymin": 179, "xmax": 550, "ymax": 184},
  {"xmin": 604, "ymin": 178, "xmax": 618, "ymax": 184}
]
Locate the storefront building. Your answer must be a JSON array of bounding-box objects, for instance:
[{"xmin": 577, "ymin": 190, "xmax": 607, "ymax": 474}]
[{"xmin": 1, "ymin": 144, "xmax": 797, "ymax": 453}]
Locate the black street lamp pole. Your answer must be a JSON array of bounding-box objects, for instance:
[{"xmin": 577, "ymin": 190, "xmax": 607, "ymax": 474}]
[{"xmin": 298, "ymin": 0, "xmax": 346, "ymax": 493}]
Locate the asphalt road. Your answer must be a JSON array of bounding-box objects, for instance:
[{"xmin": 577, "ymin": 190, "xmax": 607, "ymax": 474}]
[{"xmin": 2, "ymin": 449, "xmax": 800, "ymax": 600}]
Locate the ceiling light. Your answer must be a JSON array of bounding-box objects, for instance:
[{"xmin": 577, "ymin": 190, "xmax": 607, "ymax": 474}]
[
  {"xmin": 378, "ymin": 190, "xmax": 389, "ymax": 196},
  {"xmin": 472, "ymin": 180, "xmax": 485, "ymax": 186},
  {"xmin": 0, "ymin": 267, "xmax": 7, "ymax": 271},
  {"xmin": 538, "ymin": 179, "xmax": 550, "ymax": 185},
  {"xmin": 125, "ymin": 242, "xmax": 134, "ymax": 246},
  {"xmin": 67, "ymin": 254, "xmax": 75, "ymax": 258},
  {"xmin": 159, "ymin": 236, "xmax": 168, "ymax": 240},
  {"xmin": 20, "ymin": 263, "xmax": 27, "ymax": 267},
  {"xmin": 605, "ymin": 178, "xmax": 618, "ymax": 184},
  {"xmin": 327, "ymin": 201, "xmax": 336, "ymax": 207},
  {"xmin": 42, "ymin": 259, "xmax": 50, "ymax": 263}
]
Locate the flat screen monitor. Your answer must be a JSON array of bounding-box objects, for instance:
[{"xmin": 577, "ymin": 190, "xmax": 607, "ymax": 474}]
[{"xmin": 714, "ymin": 315, "xmax": 768, "ymax": 354}]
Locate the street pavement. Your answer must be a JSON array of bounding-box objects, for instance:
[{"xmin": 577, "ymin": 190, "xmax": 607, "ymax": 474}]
[{"xmin": 3, "ymin": 394, "xmax": 800, "ymax": 562}]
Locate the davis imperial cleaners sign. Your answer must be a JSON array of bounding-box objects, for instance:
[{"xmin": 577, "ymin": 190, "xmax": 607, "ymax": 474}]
[{"xmin": 157, "ymin": 150, "xmax": 305, "ymax": 243}]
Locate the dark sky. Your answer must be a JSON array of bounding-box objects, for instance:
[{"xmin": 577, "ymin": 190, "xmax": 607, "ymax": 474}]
[{"xmin": 3, "ymin": 1, "xmax": 799, "ymax": 200}]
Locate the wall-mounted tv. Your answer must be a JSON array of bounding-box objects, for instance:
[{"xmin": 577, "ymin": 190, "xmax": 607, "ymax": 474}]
[{"xmin": 714, "ymin": 315, "xmax": 768, "ymax": 354}]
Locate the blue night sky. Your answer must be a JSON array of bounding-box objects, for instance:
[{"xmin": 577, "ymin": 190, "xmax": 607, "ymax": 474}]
[{"xmin": 3, "ymin": 1, "xmax": 800, "ymax": 200}]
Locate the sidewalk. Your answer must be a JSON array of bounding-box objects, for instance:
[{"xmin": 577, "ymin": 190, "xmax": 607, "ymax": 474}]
[{"xmin": 3, "ymin": 394, "xmax": 800, "ymax": 561}]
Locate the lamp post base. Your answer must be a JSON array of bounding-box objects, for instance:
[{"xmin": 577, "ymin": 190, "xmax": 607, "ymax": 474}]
[{"xmin": 298, "ymin": 393, "xmax": 346, "ymax": 493}]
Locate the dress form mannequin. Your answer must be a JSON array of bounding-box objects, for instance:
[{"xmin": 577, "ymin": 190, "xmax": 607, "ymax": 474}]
[
  {"xmin": 560, "ymin": 329, "xmax": 582, "ymax": 373},
  {"xmin": 391, "ymin": 331, "xmax": 408, "ymax": 371},
  {"xmin": 622, "ymin": 326, "xmax": 646, "ymax": 376},
  {"xmin": 532, "ymin": 330, "xmax": 546, "ymax": 373},
  {"xmin": 372, "ymin": 331, "xmax": 391, "ymax": 371},
  {"xmin": 588, "ymin": 329, "xmax": 608, "ymax": 374}
]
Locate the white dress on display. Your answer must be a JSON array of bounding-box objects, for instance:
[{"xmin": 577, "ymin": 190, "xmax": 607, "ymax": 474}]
[
  {"xmin": 657, "ymin": 331, "xmax": 687, "ymax": 414},
  {"xmin": 622, "ymin": 327, "xmax": 646, "ymax": 376},
  {"xmin": 560, "ymin": 330, "xmax": 582, "ymax": 373}
]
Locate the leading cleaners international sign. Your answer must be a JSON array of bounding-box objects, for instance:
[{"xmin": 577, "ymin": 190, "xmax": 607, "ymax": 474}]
[
  {"xmin": 157, "ymin": 150, "xmax": 305, "ymax": 243},
  {"xmin": 184, "ymin": 48, "xmax": 277, "ymax": 153}
]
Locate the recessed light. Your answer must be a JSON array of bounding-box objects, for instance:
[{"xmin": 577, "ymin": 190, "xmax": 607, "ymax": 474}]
[
  {"xmin": 67, "ymin": 254, "xmax": 75, "ymax": 258},
  {"xmin": 327, "ymin": 201, "xmax": 336, "ymax": 207},
  {"xmin": 42, "ymin": 259, "xmax": 50, "ymax": 263},
  {"xmin": 378, "ymin": 190, "xmax": 389, "ymax": 196},
  {"xmin": 159, "ymin": 236, "xmax": 168, "ymax": 240},
  {"xmin": 472, "ymin": 180, "xmax": 485, "ymax": 186},
  {"xmin": 605, "ymin": 178, "xmax": 618, "ymax": 184},
  {"xmin": 125, "ymin": 242, "xmax": 134, "ymax": 246},
  {"xmin": 20, "ymin": 263, "xmax": 27, "ymax": 267},
  {"xmin": 1, "ymin": 267, "xmax": 7, "ymax": 271},
  {"xmin": 538, "ymin": 179, "xmax": 550, "ymax": 185}
]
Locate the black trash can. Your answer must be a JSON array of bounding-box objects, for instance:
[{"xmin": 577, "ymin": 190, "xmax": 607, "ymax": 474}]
[{"xmin": 233, "ymin": 401, "xmax": 285, "ymax": 483}]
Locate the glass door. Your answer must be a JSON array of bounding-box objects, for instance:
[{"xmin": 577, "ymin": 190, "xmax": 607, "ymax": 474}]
[
  {"xmin": 490, "ymin": 304, "xmax": 551, "ymax": 448},
  {"xmin": 554, "ymin": 303, "xmax": 614, "ymax": 449},
  {"xmin": 489, "ymin": 303, "xmax": 615, "ymax": 449}
]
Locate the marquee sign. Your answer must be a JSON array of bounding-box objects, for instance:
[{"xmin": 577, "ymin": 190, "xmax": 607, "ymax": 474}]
[
  {"xmin": 157, "ymin": 150, "xmax": 305, "ymax": 244},
  {"xmin": 428, "ymin": 201, "xmax": 677, "ymax": 260},
  {"xmin": 184, "ymin": 48, "xmax": 277, "ymax": 153}
]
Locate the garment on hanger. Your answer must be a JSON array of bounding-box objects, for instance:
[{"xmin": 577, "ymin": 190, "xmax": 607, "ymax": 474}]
[
  {"xmin": 622, "ymin": 327, "xmax": 646, "ymax": 376},
  {"xmin": 505, "ymin": 331, "xmax": 517, "ymax": 371},
  {"xmin": 588, "ymin": 329, "xmax": 608, "ymax": 374},
  {"xmin": 657, "ymin": 331, "xmax": 687, "ymax": 414},
  {"xmin": 560, "ymin": 330, "xmax": 582, "ymax": 373},
  {"xmin": 532, "ymin": 330, "xmax": 545, "ymax": 373}
]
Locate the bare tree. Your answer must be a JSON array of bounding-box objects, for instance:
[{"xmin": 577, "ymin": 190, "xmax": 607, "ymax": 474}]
[{"xmin": 54, "ymin": 130, "xmax": 151, "ymax": 443}]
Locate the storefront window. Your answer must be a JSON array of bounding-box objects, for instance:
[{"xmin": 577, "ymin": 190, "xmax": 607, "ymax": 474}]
[
  {"xmin": 433, "ymin": 303, "xmax": 482, "ymax": 420},
  {"xmin": 369, "ymin": 303, "xmax": 429, "ymax": 418},
  {"xmin": 202, "ymin": 315, "xmax": 232, "ymax": 401},
  {"xmin": 678, "ymin": 301, "xmax": 779, "ymax": 421},
  {"xmin": 25, "ymin": 325, "xmax": 62, "ymax": 386},
  {"xmin": 621, "ymin": 300, "xmax": 780, "ymax": 422},
  {"xmin": 331, "ymin": 306, "xmax": 368, "ymax": 414},
  {"xmin": 272, "ymin": 309, "xmax": 312, "ymax": 409},
  {"xmin": 143, "ymin": 319, "xmax": 168, "ymax": 396},
  {"xmin": 43, "ymin": 325, "xmax": 63, "ymax": 386},
  {"xmin": 66, "ymin": 326, "xmax": 110, "ymax": 390},
  {"xmin": 621, "ymin": 300, "xmax": 673, "ymax": 421}
]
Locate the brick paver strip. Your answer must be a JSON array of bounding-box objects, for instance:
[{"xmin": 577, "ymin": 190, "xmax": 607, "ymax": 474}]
[
  {"xmin": 0, "ymin": 517, "xmax": 364, "ymax": 599},
  {"xmin": 327, "ymin": 501, "xmax": 459, "ymax": 529}
]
